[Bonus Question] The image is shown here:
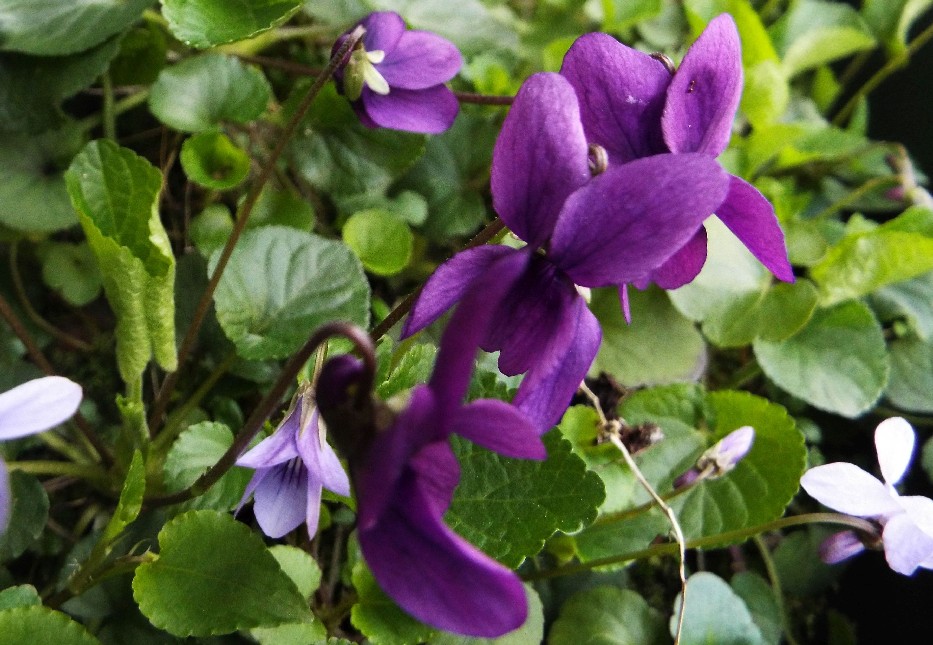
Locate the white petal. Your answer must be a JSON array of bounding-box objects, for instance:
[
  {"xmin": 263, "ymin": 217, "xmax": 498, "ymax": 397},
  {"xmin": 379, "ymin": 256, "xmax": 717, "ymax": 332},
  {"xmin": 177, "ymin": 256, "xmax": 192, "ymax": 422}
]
[
  {"xmin": 364, "ymin": 64, "xmax": 390, "ymax": 95},
  {"xmin": 883, "ymin": 513, "xmax": 933, "ymax": 575},
  {"xmin": 800, "ymin": 463, "xmax": 900, "ymax": 516},
  {"xmin": 0, "ymin": 377, "xmax": 82, "ymax": 441},
  {"xmin": 898, "ymin": 495, "xmax": 933, "ymax": 537},
  {"xmin": 875, "ymin": 417, "xmax": 915, "ymax": 486}
]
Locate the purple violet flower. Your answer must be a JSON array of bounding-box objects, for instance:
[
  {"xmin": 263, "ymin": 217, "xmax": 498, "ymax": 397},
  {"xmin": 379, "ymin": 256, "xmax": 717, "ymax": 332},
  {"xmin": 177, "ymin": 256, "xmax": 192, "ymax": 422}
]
[
  {"xmin": 800, "ymin": 417, "xmax": 933, "ymax": 575},
  {"xmin": 560, "ymin": 14, "xmax": 794, "ymax": 289},
  {"xmin": 319, "ymin": 261, "xmax": 545, "ymax": 637},
  {"xmin": 334, "ymin": 11, "xmax": 462, "ymax": 134},
  {"xmin": 0, "ymin": 376, "xmax": 82, "ymax": 534},
  {"xmin": 236, "ymin": 384, "xmax": 350, "ymax": 539},
  {"xmin": 402, "ymin": 71, "xmax": 729, "ymax": 431},
  {"xmin": 674, "ymin": 425, "xmax": 754, "ymax": 488}
]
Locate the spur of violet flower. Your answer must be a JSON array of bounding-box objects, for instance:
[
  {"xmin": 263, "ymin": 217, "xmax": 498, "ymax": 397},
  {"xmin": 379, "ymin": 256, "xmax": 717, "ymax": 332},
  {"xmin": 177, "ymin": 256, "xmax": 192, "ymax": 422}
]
[
  {"xmin": 334, "ymin": 11, "xmax": 462, "ymax": 134},
  {"xmin": 318, "ymin": 260, "xmax": 545, "ymax": 637},
  {"xmin": 800, "ymin": 417, "xmax": 933, "ymax": 575},
  {"xmin": 0, "ymin": 376, "xmax": 82, "ymax": 534},
  {"xmin": 402, "ymin": 71, "xmax": 729, "ymax": 431},
  {"xmin": 235, "ymin": 383, "xmax": 350, "ymax": 539},
  {"xmin": 560, "ymin": 13, "xmax": 793, "ymax": 289}
]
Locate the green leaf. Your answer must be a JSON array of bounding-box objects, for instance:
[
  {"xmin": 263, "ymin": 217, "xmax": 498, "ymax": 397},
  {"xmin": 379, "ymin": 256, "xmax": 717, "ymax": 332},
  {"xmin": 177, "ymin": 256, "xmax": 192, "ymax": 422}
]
[
  {"xmin": 268, "ymin": 545, "xmax": 322, "ymax": 600},
  {"xmin": 0, "ymin": 38, "xmax": 120, "ymax": 133},
  {"xmin": 684, "ymin": 0, "xmax": 780, "ymax": 66},
  {"xmin": 132, "ymin": 510, "xmax": 313, "ymax": 636},
  {"xmin": 190, "ymin": 204, "xmax": 234, "ymax": 255},
  {"xmin": 0, "ymin": 0, "xmax": 151, "ymax": 56},
  {"xmin": 65, "ymin": 140, "xmax": 177, "ymax": 382},
  {"xmin": 0, "ymin": 585, "xmax": 40, "ymax": 611},
  {"xmin": 161, "ymin": 0, "xmax": 302, "ymax": 48},
  {"xmin": 0, "ymin": 472, "xmax": 49, "ymax": 562},
  {"xmin": 886, "ymin": 335, "xmax": 933, "ymax": 413},
  {"xmin": 249, "ymin": 188, "xmax": 316, "ymax": 231},
  {"xmin": 428, "ymin": 585, "xmax": 543, "ymax": 645},
  {"xmin": 674, "ymin": 572, "xmax": 764, "ymax": 645},
  {"xmin": 343, "ymin": 209, "xmax": 413, "ymax": 276},
  {"xmin": 593, "ymin": 285, "xmax": 706, "ymax": 386},
  {"xmin": 770, "ymin": 0, "xmax": 876, "ymax": 77},
  {"xmin": 376, "ymin": 343, "xmax": 437, "ymax": 400},
  {"xmin": 252, "ymin": 622, "xmax": 328, "ymax": 645},
  {"xmin": 602, "ymin": 0, "xmax": 664, "ymax": 32},
  {"xmin": 100, "ymin": 451, "xmax": 145, "ymax": 545},
  {"xmin": 289, "ymin": 83, "xmax": 426, "ymax": 198},
  {"xmin": 0, "ymin": 125, "xmax": 83, "ymax": 233},
  {"xmin": 41, "ymin": 242, "xmax": 102, "ymax": 306},
  {"xmin": 549, "ymin": 586, "xmax": 667, "ymax": 645},
  {"xmin": 0, "ymin": 606, "xmax": 100, "ymax": 645},
  {"xmin": 211, "ymin": 226, "xmax": 370, "ymax": 360},
  {"xmin": 180, "ymin": 131, "xmax": 251, "ymax": 189},
  {"xmin": 754, "ymin": 301, "xmax": 889, "ymax": 417},
  {"xmin": 446, "ymin": 430, "xmax": 605, "ymax": 567},
  {"xmin": 741, "ymin": 60, "xmax": 790, "ymax": 128},
  {"xmin": 871, "ymin": 270, "xmax": 933, "ymax": 340},
  {"xmin": 109, "ymin": 24, "xmax": 168, "ymax": 86},
  {"xmin": 862, "ymin": 0, "xmax": 933, "ymax": 53},
  {"xmin": 350, "ymin": 560, "xmax": 438, "ymax": 645},
  {"xmin": 772, "ymin": 528, "xmax": 840, "ymax": 596},
  {"xmin": 149, "ymin": 53, "xmax": 271, "ymax": 132},
  {"xmin": 731, "ymin": 572, "xmax": 783, "ymax": 645},
  {"xmin": 163, "ymin": 421, "xmax": 252, "ymax": 511}
]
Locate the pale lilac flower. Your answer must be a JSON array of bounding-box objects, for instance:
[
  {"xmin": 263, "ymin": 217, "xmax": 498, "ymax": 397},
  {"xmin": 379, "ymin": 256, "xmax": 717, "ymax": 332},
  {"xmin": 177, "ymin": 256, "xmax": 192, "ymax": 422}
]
[
  {"xmin": 800, "ymin": 417, "xmax": 933, "ymax": 575},
  {"xmin": 334, "ymin": 11, "xmax": 462, "ymax": 134},
  {"xmin": 675, "ymin": 425, "xmax": 754, "ymax": 487},
  {"xmin": 236, "ymin": 385, "xmax": 350, "ymax": 539},
  {"xmin": 319, "ymin": 262, "xmax": 545, "ymax": 636},
  {"xmin": 561, "ymin": 14, "xmax": 793, "ymax": 289},
  {"xmin": 402, "ymin": 72, "xmax": 729, "ymax": 430},
  {"xmin": 0, "ymin": 376, "xmax": 83, "ymax": 534}
]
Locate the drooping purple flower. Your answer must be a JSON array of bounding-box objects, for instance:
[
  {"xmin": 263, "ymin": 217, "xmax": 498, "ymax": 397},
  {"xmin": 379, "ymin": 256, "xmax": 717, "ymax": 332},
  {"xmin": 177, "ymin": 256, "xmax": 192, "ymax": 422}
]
[
  {"xmin": 674, "ymin": 425, "xmax": 755, "ymax": 488},
  {"xmin": 236, "ymin": 384, "xmax": 350, "ymax": 539},
  {"xmin": 402, "ymin": 72, "xmax": 729, "ymax": 431},
  {"xmin": 0, "ymin": 376, "xmax": 82, "ymax": 534},
  {"xmin": 560, "ymin": 14, "xmax": 794, "ymax": 289},
  {"xmin": 800, "ymin": 418, "xmax": 933, "ymax": 575},
  {"xmin": 334, "ymin": 11, "xmax": 462, "ymax": 134},
  {"xmin": 319, "ymin": 261, "xmax": 545, "ymax": 637}
]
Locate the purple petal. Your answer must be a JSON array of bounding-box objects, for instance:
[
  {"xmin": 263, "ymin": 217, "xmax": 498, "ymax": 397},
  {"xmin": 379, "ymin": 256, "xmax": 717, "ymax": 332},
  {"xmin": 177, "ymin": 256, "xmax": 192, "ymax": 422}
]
[
  {"xmin": 819, "ymin": 531, "xmax": 866, "ymax": 564},
  {"xmin": 429, "ymin": 250, "xmax": 530, "ymax": 409},
  {"xmin": 716, "ymin": 176, "xmax": 794, "ymax": 282},
  {"xmin": 549, "ymin": 153, "xmax": 728, "ymax": 287},
  {"xmin": 450, "ymin": 399, "xmax": 547, "ymax": 459},
  {"xmin": 491, "ymin": 72, "xmax": 590, "ymax": 247},
  {"xmin": 407, "ymin": 439, "xmax": 461, "ymax": 516},
  {"xmin": 297, "ymin": 409, "xmax": 350, "ymax": 497},
  {"xmin": 358, "ymin": 478, "xmax": 527, "ymax": 637},
  {"xmin": 378, "ymin": 31, "xmax": 462, "ymax": 89},
  {"xmin": 714, "ymin": 425, "xmax": 755, "ymax": 469},
  {"xmin": 512, "ymin": 292, "xmax": 602, "ymax": 432},
  {"xmin": 402, "ymin": 245, "xmax": 516, "ymax": 339},
  {"xmin": 561, "ymin": 33, "xmax": 670, "ymax": 163},
  {"xmin": 875, "ymin": 417, "xmax": 915, "ymax": 487},
  {"xmin": 800, "ymin": 463, "xmax": 900, "ymax": 517},
  {"xmin": 0, "ymin": 458, "xmax": 9, "ymax": 535},
  {"xmin": 236, "ymin": 411, "xmax": 300, "ymax": 468},
  {"xmin": 882, "ymin": 512, "xmax": 933, "ymax": 575},
  {"xmin": 361, "ymin": 84, "xmax": 459, "ymax": 134},
  {"xmin": 360, "ymin": 11, "xmax": 406, "ymax": 54},
  {"xmin": 252, "ymin": 461, "xmax": 309, "ymax": 539},
  {"xmin": 642, "ymin": 227, "xmax": 708, "ymax": 290},
  {"xmin": 662, "ymin": 14, "xmax": 742, "ymax": 156},
  {"xmin": 0, "ymin": 376, "xmax": 82, "ymax": 441}
]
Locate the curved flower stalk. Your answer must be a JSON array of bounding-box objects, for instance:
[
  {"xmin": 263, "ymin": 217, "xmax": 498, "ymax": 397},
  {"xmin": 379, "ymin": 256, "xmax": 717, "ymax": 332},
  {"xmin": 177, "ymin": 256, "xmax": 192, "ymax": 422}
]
[
  {"xmin": 334, "ymin": 11, "xmax": 462, "ymax": 134},
  {"xmin": 319, "ymin": 263, "xmax": 545, "ymax": 637},
  {"xmin": 0, "ymin": 376, "xmax": 82, "ymax": 534},
  {"xmin": 560, "ymin": 14, "xmax": 794, "ymax": 289},
  {"xmin": 800, "ymin": 418, "xmax": 933, "ymax": 575},
  {"xmin": 402, "ymin": 72, "xmax": 729, "ymax": 431},
  {"xmin": 235, "ymin": 383, "xmax": 350, "ymax": 539}
]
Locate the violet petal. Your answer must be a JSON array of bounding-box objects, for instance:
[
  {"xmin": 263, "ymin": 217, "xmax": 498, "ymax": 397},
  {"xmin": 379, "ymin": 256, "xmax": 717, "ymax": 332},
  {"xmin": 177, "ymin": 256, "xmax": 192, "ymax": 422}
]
[
  {"xmin": 549, "ymin": 153, "xmax": 728, "ymax": 287},
  {"xmin": 304, "ymin": 471, "xmax": 324, "ymax": 538},
  {"xmin": 662, "ymin": 14, "xmax": 742, "ymax": 157},
  {"xmin": 561, "ymin": 32, "xmax": 670, "ymax": 163},
  {"xmin": 297, "ymin": 409, "xmax": 351, "ymax": 497},
  {"xmin": 407, "ymin": 439, "xmax": 461, "ymax": 516},
  {"xmin": 236, "ymin": 412, "xmax": 300, "ymax": 468},
  {"xmin": 450, "ymin": 399, "xmax": 547, "ymax": 459},
  {"xmin": 875, "ymin": 417, "xmax": 915, "ymax": 487},
  {"xmin": 715, "ymin": 176, "xmax": 794, "ymax": 282},
  {"xmin": 645, "ymin": 227, "xmax": 709, "ymax": 290},
  {"xmin": 491, "ymin": 72, "xmax": 590, "ymax": 247},
  {"xmin": 252, "ymin": 462, "xmax": 308, "ymax": 539},
  {"xmin": 819, "ymin": 530, "xmax": 866, "ymax": 564},
  {"xmin": 402, "ymin": 245, "xmax": 516, "ymax": 339},
  {"xmin": 361, "ymin": 84, "xmax": 459, "ymax": 134},
  {"xmin": 0, "ymin": 376, "xmax": 82, "ymax": 441},
  {"xmin": 360, "ymin": 11, "xmax": 406, "ymax": 54},
  {"xmin": 882, "ymin": 512, "xmax": 933, "ymax": 575},
  {"xmin": 378, "ymin": 31, "xmax": 462, "ymax": 89},
  {"xmin": 800, "ymin": 463, "xmax": 900, "ymax": 517}
]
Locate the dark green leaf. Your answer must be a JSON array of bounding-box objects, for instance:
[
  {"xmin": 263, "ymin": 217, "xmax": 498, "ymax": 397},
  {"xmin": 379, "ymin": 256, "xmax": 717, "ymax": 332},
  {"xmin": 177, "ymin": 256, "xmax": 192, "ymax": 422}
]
[
  {"xmin": 110, "ymin": 24, "xmax": 168, "ymax": 86},
  {"xmin": 549, "ymin": 586, "xmax": 667, "ymax": 645},
  {"xmin": 674, "ymin": 572, "xmax": 764, "ymax": 645},
  {"xmin": 180, "ymin": 131, "xmax": 251, "ymax": 189},
  {"xmin": 100, "ymin": 451, "xmax": 145, "ymax": 544},
  {"xmin": 0, "ymin": 606, "xmax": 100, "ymax": 645},
  {"xmin": 731, "ymin": 572, "xmax": 783, "ymax": 645},
  {"xmin": 0, "ymin": 472, "xmax": 48, "ymax": 562},
  {"xmin": 132, "ymin": 510, "xmax": 313, "ymax": 636},
  {"xmin": 161, "ymin": 0, "xmax": 302, "ymax": 48},
  {"xmin": 376, "ymin": 343, "xmax": 437, "ymax": 400},
  {"xmin": 871, "ymin": 270, "xmax": 933, "ymax": 340},
  {"xmin": 886, "ymin": 335, "xmax": 933, "ymax": 413},
  {"xmin": 41, "ymin": 242, "xmax": 102, "ymax": 306},
  {"xmin": 249, "ymin": 188, "xmax": 316, "ymax": 231},
  {"xmin": 0, "ymin": 585, "xmax": 39, "ymax": 611}
]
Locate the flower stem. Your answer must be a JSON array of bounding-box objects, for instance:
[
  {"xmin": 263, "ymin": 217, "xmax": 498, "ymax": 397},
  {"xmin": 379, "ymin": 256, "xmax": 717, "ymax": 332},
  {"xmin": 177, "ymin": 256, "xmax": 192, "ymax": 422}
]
[
  {"xmin": 7, "ymin": 461, "xmax": 110, "ymax": 486},
  {"xmin": 810, "ymin": 175, "xmax": 900, "ymax": 220},
  {"xmin": 77, "ymin": 89, "xmax": 150, "ymax": 134},
  {"xmin": 148, "ymin": 26, "xmax": 367, "ymax": 435}
]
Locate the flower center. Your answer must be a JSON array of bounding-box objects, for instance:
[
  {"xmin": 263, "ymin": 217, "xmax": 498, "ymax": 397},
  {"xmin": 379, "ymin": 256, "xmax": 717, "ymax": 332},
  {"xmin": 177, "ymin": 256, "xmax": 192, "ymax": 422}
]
[{"xmin": 344, "ymin": 45, "xmax": 390, "ymax": 101}]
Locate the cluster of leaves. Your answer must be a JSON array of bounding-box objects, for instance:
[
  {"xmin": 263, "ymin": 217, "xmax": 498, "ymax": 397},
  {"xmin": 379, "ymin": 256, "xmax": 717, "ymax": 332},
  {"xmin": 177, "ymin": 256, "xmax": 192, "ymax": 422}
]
[{"xmin": 1, "ymin": 0, "xmax": 933, "ymax": 643}]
